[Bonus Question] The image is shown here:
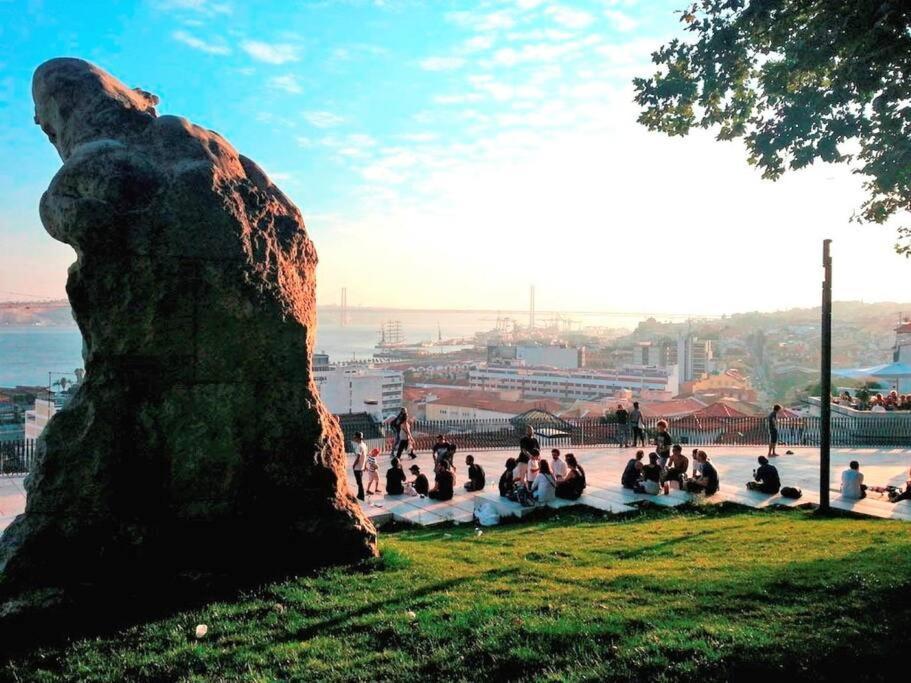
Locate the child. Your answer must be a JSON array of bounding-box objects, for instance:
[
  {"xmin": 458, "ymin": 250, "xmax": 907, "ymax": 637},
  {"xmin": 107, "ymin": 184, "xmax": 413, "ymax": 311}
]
[
  {"xmin": 365, "ymin": 447, "xmax": 381, "ymax": 495},
  {"xmin": 654, "ymin": 420, "xmax": 672, "ymax": 469}
]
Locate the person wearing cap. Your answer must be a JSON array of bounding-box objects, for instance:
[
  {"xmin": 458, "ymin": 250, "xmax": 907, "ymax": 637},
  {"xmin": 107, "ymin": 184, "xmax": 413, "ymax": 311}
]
[
  {"xmin": 408, "ymin": 464, "xmax": 429, "ymax": 496},
  {"xmin": 352, "ymin": 431, "xmax": 367, "ymax": 501}
]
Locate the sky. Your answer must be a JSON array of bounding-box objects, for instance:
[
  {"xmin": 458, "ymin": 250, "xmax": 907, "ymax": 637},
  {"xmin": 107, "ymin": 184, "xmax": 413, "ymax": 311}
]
[{"xmin": 0, "ymin": 0, "xmax": 908, "ymax": 315}]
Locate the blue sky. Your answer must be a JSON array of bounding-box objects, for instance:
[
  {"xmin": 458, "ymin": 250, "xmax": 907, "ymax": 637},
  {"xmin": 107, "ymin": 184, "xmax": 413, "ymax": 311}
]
[{"xmin": 1, "ymin": 0, "xmax": 909, "ymax": 313}]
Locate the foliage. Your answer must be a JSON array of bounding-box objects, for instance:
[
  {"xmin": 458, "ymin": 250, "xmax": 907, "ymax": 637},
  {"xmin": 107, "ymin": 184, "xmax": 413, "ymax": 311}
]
[
  {"xmin": 634, "ymin": 1, "xmax": 911, "ymax": 254},
  {"xmin": 6, "ymin": 508, "xmax": 911, "ymax": 682}
]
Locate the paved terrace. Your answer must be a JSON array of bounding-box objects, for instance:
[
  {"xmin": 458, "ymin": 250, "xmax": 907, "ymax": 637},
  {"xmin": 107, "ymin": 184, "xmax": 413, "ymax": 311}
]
[
  {"xmin": 1, "ymin": 446, "xmax": 909, "ymax": 535},
  {"xmin": 350, "ymin": 446, "xmax": 911, "ymax": 527}
]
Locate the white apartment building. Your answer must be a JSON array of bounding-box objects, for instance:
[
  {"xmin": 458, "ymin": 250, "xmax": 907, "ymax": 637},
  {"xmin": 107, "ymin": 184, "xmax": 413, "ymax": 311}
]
[
  {"xmin": 24, "ymin": 398, "xmax": 59, "ymax": 440},
  {"xmin": 313, "ymin": 356, "xmax": 403, "ymax": 420},
  {"xmin": 469, "ymin": 364, "xmax": 679, "ymax": 401},
  {"xmin": 487, "ymin": 343, "xmax": 583, "ymax": 370},
  {"xmin": 677, "ymin": 334, "xmax": 714, "ymax": 382}
]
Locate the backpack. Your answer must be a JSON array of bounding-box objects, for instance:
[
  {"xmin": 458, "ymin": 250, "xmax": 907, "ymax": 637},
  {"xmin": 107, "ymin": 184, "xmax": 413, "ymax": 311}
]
[{"xmin": 780, "ymin": 486, "xmax": 802, "ymax": 499}]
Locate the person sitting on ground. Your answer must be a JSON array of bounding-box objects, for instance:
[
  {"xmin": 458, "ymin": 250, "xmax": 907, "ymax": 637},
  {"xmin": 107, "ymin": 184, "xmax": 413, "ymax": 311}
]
[
  {"xmin": 556, "ymin": 453, "xmax": 587, "ymax": 500},
  {"xmin": 662, "ymin": 444, "xmax": 689, "ymax": 490},
  {"xmin": 385, "ymin": 457, "xmax": 406, "ymax": 495},
  {"xmin": 528, "ymin": 448, "xmax": 541, "ymax": 485},
  {"xmin": 499, "ymin": 457, "xmax": 517, "ymax": 497},
  {"xmin": 890, "ymin": 467, "xmax": 911, "ymax": 502},
  {"xmin": 464, "ymin": 454, "xmax": 486, "ymax": 492},
  {"xmin": 621, "ymin": 450, "xmax": 645, "ymax": 489},
  {"xmin": 428, "ymin": 459, "xmax": 455, "ymax": 501},
  {"xmin": 531, "ymin": 459, "xmax": 557, "ymax": 504},
  {"xmin": 841, "ymin": 460, "xmax": 866, "ymax": 499},
  {"xmin": 408, "ymin": 464, "xmax": 429, "ymax": 497},
  {"xmin": 746, "ymin": 455, "xmax": 780, "ymax": 494},
  {"xmin": 654, "ymin": 420, "xmax": 672, "ymax": 468},
  {"xmin": 551, "ymin": 448, "xmax": 568, "ymax": 482},
  {"xmin": 513, "ymin": 452, "xmax": 530, "ymax": 491},
  {"xmin": 635, "ymin": 452, "xmax": 662, "ymax": 495},
  {"xmin": 686, "ymin": 451, "xmax": 719, "ymax": 496}
]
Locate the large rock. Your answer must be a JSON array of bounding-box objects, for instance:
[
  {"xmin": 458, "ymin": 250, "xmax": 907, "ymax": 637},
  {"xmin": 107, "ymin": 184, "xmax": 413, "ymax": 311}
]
[{"xmin": 0, "ymin": 58, "xmax": 376, "ymax": 624}]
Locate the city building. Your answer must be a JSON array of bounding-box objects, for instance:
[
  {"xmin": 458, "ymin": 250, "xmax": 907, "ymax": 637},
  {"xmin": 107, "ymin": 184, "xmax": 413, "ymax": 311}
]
[
  {"xmin": 24, "ymin": 397, "xmax": 62, "ymax": 440},
  {"xmin": 678, "ymin": 369, "xmax": 758, "ymax": 403},
  {"xmin": 487, "ymin": 343, "xmax": 584, "ymax": 370},
  {"xmin": 677, "ymin": 334, "xmax": 715, "ymax": 382},
  {"xmin": 313, "ymin": 355, "xmax": 403, "ymax": 421},
  {"xmin": 469, "ymin": 364, "xmax": 679, "ymax": 401},
  {"xmin": 405, "ymin": 387, "xmax": 561, "ymax": 420}
]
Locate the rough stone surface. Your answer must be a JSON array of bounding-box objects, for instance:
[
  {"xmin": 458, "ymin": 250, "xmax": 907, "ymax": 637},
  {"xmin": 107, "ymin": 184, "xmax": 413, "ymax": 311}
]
[{"xmin": 0, "ymin": 58, "xmax": 376, "ymax": 622}]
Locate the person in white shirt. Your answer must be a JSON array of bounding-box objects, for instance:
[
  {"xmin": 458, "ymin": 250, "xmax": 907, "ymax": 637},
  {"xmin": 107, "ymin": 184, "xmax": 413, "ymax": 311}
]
[
  {"xmin": 531, "ymin": 460, "xmax": 557, "ymax": 503},
  {"xmin": 550, "ymin": 449, "xmax": 568, "ymax": 482},
  {"xmin": 841, "ymin": 460, "xmax": 866, "ymax": 499},
  {"xmin": 352, "ymin": 431, "xmax": 367, "ymax": 501}
]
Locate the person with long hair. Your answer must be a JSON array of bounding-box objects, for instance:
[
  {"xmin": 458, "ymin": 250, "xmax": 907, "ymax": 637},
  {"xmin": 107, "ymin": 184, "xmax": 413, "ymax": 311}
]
[
  {"xmin": 556, "ymin": 453, "xmax": 586, "ymax": 500},
  {"xmin": 531, "ymin": 459, "xmax": 557, "ymax": 503}
]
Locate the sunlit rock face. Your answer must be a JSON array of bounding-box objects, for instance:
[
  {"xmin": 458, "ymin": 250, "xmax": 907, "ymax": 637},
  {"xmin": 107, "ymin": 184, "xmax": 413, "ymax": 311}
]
[{"xmin": 0, "ymin": 58, "xmax": 376, "ymax": 623}]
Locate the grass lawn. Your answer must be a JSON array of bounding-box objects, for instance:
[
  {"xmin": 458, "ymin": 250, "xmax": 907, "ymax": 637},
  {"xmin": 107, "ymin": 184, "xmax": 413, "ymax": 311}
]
[{"xmin": 5, "ymin": 505, "xmax": 911, "ymax": 682}]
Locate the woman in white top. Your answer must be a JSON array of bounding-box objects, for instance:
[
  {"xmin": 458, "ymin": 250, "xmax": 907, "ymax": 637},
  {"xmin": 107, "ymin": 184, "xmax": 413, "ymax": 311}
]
[{"xmin": 531, "ymin": 460, "xmax": 557, "ymax": 503}]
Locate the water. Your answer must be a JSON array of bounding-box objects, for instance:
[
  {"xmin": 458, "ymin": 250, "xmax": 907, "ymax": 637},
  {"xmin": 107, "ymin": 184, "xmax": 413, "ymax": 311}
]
[{"xmin": 0, "ymin": 308, "xmax": 697, "ymax": 387}]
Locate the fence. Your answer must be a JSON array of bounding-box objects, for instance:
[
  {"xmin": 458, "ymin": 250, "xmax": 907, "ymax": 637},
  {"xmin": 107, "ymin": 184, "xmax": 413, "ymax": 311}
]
[
  {"xmin": 377, "ymin": 415, "xmax": 911, "ymax": 454},
  {"xmin": 0, "ymin": 439, "xmax": 37, "ymax": 476},
  {"xmin": 3, "ymin": 414, "xmax": 909, "ymax": 476}
]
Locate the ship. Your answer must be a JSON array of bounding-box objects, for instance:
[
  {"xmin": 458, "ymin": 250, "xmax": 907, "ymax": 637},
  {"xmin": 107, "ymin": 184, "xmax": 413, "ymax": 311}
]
[{"xmin": 376, "ymin": 320, "xmax": 407, "ymax": 349}]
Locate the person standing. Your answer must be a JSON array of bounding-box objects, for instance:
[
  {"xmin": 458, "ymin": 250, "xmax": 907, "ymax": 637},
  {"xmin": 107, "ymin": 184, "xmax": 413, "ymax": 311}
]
[
  {"xmin": 615, "ymin": 404, "xmax": 630, "ymax": 447},
  {"xmin": 767, "ymin": 404, "xmax": 781, "ymax": 457},
  {"xmin": 352, "ymin": 431, "xmax": 367, "ymax": 501},
  {"xmin": 385, "ymin": 408, "xmax": 407, "ymax": 456},
  {"xmin": 519, "ymin": 425, "xmax": 540, "ymax": 457},
  {"xmin": 629, "ymin": 402, "xmax": 645, "ymax": 447},
  {"xmin": 396, "ymin": 412, "xmax": 415, "ymax": 460},
  {"xmin": 654, "ymin": 420, "xmax": 672, "ymax": 469}
]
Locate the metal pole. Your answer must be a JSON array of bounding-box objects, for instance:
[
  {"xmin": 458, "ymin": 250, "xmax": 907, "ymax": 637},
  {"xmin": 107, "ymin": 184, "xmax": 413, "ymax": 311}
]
[{"xmin": 820, "ymin": 239, "xmax": 832, "ymax": 511}]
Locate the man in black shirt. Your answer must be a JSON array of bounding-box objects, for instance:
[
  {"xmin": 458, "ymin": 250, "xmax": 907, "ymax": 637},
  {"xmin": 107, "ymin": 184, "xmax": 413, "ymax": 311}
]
[
  {"xmin": 409, "ymin": 464, "xmax": 429, "ymax": 496},
  {"xmin": 747, "ymin": 455, "xmax": 781, "ymax": 494},
  {"xmin": 519, "ymin": 425, "xmax": 539, "ymax": 457},
  {"xmin": 621, "ymin": 450, "xmax": 645, "ymax": 489},
  {"xmin": 615, "ymin": 404, "xmax": 630, "ymax": 447},
  {"xmin": 464, "ymin": 454, "xmax": 486, "ymax": 491},
  {"xmin": 686, "ymin": 451, "xmax": 719, "ymax": 496},
  {"xmin": 654, "ymin": 419, "xmax": 672, "ymax": 468}
]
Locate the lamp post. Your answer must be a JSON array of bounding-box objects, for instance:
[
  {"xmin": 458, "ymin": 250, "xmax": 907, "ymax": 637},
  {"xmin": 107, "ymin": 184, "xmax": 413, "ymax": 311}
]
[{"xmin": 820, "ymin": 240, "xmax": 832, "ymax": 511}]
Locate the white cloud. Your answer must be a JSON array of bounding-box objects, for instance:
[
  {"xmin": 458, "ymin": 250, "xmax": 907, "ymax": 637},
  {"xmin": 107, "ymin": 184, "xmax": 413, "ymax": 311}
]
[
  {"xmin": 446, "ymin": 10, "xmax": 515, "ymax": 31},
  {"xmin": 304, "ymin": 111, "xmax": 345, "ymax": 128},
  {"xmin": 171, "ymin": 30, "xmax": 230, "ymax": 55},
  {"xmin": 545, "ymin": 5, "xmax": 594, "ymax": 30},
  {"xmin": 154, "ymin": 0, "xmax": 232, "ymax": 15},
  {"xmin": 606, "ymin": 9, "xmax": 638, "ymax": 32},
  {"xmin": 434, "ymin": 93, "xmax": 484, "ymax": 105},
  {"xmin": 241, "ymin": 40, "xmax": 300, "ymax": 64},
  {"xmin": 463, "ymin": 35, "xmax": 495, "ymax": 51},
  {"xmin": 419, "ymin": 56, "xmax": 466, "ymax": 71},
  {"xmin": 268, "ymin": 74, "xmax": 303, "ymax": 94}
]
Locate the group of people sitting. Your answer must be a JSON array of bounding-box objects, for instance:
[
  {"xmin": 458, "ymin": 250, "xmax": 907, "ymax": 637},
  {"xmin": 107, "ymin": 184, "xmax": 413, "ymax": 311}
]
[
  {"xmin": 365, "ymin": 433, "xmax": 488, "ymax": 503},
  {"xmin": 841, "ymin": 461, "xmax": 911, "ymax": 503},
  {"xmin": 495, "ymin": 427, "xmax": 587, "ymax": 506},
  {"xmin": 836, "ymin": 389, "xmax": 911, "ymax": 411},
  {"xmin": 621, "ymin": 445, "xmax": 720, "ymax": 496}
]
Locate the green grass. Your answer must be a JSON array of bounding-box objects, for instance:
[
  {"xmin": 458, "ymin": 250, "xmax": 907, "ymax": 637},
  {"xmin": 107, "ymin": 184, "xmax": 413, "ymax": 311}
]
[{"xmin": 5, "ymin": 506, "xmax": 911, "ymax": 682}]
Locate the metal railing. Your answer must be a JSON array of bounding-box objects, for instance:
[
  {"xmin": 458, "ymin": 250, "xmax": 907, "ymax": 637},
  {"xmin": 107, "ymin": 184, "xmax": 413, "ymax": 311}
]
[
  {"xmin": 372, "ymin": 415, "xmax": 911, "ymax": 454},
  {"xmin": 4, "ymin": 414, "xmax": 909, "ymax": 476},
  {"xmin": 0, "ymin": 439, "xmax": 37, "ymax": 476}
]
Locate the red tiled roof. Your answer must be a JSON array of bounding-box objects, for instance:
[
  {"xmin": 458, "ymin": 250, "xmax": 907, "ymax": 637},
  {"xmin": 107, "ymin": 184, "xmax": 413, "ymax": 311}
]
[
  {"xmin": 690, "ymin": 402, "xmax": 751, "ymax": 419},
  {"xmin": 640, "ymin": 398, "xmax": 707, "ymax": 418},
  {"xmin": 896, "ymin": 321, "xmax": 911, "ymax": 334}
]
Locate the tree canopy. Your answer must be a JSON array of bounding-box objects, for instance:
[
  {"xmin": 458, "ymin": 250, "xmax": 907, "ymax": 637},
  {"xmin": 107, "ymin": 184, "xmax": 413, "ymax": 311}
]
[{"xmin": 634, "ymin": 0, "xmax": 911, "ymax": 254}]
